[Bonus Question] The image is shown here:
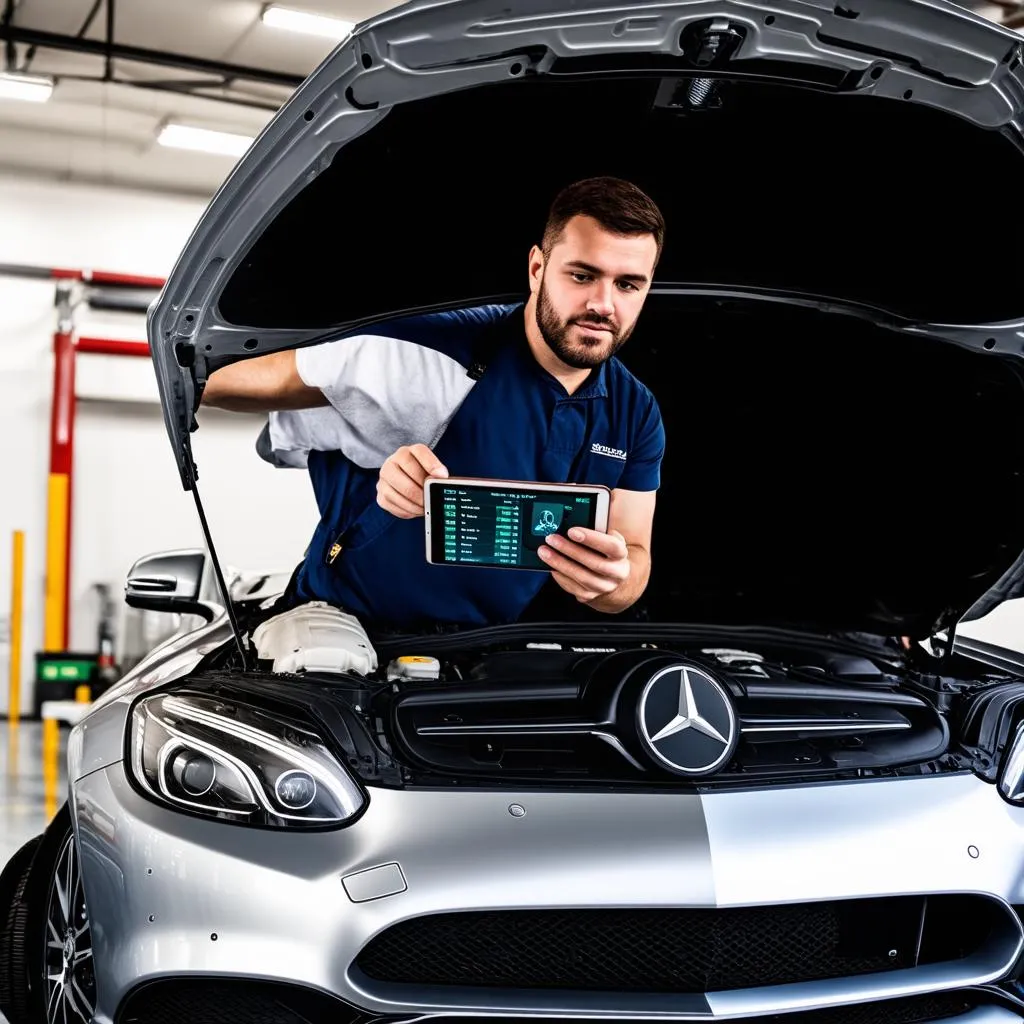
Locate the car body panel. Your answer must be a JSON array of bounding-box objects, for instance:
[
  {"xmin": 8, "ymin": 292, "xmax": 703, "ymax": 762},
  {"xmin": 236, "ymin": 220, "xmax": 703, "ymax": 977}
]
[
  {"xmin": 74, "ymin": 763, "xmax": 1024, "ymax": 1022},
  {"xmin": 68, "ymin": 613, "xmax": 233, "ymax": 780}
]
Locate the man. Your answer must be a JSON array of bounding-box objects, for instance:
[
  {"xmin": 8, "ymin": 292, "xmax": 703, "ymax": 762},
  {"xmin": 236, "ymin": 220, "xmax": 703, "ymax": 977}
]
[{"xmin": 202, "ymin": 176, "xmax": 666, "ymax": 630}]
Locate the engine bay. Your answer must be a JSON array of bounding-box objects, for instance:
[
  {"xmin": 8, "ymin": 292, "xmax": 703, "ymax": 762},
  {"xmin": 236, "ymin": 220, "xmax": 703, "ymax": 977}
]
[{"xmin": 184, "ymin": 607, "xmax": 1024, "ymax": 792}]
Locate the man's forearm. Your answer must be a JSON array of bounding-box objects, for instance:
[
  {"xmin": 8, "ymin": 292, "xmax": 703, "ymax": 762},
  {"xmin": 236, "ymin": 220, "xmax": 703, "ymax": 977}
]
[
  {"xmin": 201, "ymin": 351, "xmax": 327, "ymax": 413},
  {"xmin": 587, "ymin": 543, "xmax": 651, "ymax": 614}
]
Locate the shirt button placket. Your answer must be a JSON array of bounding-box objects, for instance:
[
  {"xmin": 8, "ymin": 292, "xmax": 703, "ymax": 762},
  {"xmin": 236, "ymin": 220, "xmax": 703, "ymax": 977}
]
[{"xmin": 543, "ymin": 399, "xmax": 587, "ymax": 482}]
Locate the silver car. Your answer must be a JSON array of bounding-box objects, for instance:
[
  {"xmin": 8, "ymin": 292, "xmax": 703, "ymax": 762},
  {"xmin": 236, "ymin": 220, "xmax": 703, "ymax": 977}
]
[{"xmin": 5, "ymin": 0, "xmax": 1024, "ymax": 1021}]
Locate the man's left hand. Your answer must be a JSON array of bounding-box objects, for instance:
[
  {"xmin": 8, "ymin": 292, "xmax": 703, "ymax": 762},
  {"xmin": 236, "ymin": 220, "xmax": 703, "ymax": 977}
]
[{"xmin": 538, "ymin": 527, "xmax": 631, "ymax": 603}]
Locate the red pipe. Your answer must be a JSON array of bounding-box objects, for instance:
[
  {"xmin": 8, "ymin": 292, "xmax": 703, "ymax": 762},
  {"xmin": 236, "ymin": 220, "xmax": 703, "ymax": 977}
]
[
  {"xmin": 45, "ymin": 330, "xmax": 76, "ymax": 651},
  {"xmin": 76, "ymin": 337, "xmax": 151, "ymax": 357},
  {"xmin": 0, "ymin": 263, "xmax": 165, "ymax": 289},
  {"xmin": 50, "ymin": 267, "xmax": 165, "ymax": 289},
  {"xmin": 50, "ymin": 331, "xmax": 76, "ymax": 478},
  {"xmin": 85, "ymin": 270, "xmax": 165, "ymax": 289}
]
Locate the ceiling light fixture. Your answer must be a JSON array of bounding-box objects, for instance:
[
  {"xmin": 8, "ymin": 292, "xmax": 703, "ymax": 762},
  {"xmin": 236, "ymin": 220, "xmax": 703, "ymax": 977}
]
[
  {"xmin": 156, "ymin": 123, "xmax": 255, "ymax": 158},
  {"xmin": 0, "ymin": 72, "xmax": 54, "ymax": 103},
  {"xmin": 261, "ymin": 5, "xmax": 355, "ymax": 40}
]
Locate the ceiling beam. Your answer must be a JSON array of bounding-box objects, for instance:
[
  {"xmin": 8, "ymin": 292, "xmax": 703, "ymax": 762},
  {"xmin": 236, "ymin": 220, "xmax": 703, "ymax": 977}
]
[{"xmin": 0, "ymin": 24, "xmax": 305, "ymax": 89}]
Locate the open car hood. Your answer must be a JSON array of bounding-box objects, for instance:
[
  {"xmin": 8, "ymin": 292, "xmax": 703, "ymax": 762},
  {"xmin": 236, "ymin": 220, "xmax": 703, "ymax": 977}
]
[{"xmin": 148, "ymin": 0, "xmax": 1024, "ymax": 639}]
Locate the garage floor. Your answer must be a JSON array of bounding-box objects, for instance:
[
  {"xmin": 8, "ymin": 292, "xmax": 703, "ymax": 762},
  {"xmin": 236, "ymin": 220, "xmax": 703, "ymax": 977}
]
[
  {"xmin": 1, "ymin": 721, "xmax": 61, "ymax": 865},
  {"xmin": 0, "ymin": 720, "xmax": 65, "ymax": 1024}
]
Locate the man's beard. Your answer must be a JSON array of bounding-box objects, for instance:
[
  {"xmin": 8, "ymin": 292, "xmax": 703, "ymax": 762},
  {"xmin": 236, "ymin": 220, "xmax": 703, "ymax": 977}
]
[{"xmin": 535, "ymin": 276, "xmax": 633, "ymax": 370}]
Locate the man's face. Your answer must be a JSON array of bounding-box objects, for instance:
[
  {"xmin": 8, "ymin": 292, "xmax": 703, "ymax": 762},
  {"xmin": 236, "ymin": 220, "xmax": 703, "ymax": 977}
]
[{"xmin": 530, "ymin": 214, "xmax": 658, "ymax": 370}]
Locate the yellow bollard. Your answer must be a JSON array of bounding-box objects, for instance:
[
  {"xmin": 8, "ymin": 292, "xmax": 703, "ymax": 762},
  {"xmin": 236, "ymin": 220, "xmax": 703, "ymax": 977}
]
[
  {"xmin": 8, "ymin": 529, "xmax": 24, "ymax": 728},
  {"xmin": 75, "ymin": 684, "xmax": 90, "ymax": 703},
  {"xmin": 43, "ymin": 716, "xmax": 59, "ymax": 820}
]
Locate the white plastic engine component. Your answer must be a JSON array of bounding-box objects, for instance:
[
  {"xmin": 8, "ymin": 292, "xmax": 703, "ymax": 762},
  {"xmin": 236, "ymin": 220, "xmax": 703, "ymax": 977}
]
[
  {"xmin": 386, "ymin": 656, "xmax": 441, "ymax": 682},
  {"xmin": 251, "ymin": 602, "xmax": 378, "ymax": 676}
]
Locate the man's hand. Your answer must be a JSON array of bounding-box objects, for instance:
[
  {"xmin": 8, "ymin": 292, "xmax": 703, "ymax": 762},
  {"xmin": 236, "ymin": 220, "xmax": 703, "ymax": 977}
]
[
  {"xmin": 539, "ymin": 488, "xmax": 656, "ymax": 613},
  {"xmin": 377, "ymin": 443, "xmax": 449, "ymax": 518},
  {"xmin": 538, "ymin": 527, "xmax": 631, "ymax": 603}
]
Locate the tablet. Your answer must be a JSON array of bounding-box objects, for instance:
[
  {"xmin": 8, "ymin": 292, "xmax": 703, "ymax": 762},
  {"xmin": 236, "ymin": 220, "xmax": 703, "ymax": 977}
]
[{"xmin": 424, "ymin": 477, "xmax": 611, "ymax": 571}]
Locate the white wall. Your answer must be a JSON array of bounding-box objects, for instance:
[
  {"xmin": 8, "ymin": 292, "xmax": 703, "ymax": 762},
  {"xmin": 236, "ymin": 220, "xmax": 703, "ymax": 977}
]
[{"xmin": 0, "ymin": 172, "xmax": 318, "ymax": 713}]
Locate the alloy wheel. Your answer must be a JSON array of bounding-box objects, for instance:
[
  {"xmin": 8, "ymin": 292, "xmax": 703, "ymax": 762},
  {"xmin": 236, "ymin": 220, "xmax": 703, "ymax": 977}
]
[{"xmin": 42, "ymin": 834, "xmax": 95, "ymax": 1024}]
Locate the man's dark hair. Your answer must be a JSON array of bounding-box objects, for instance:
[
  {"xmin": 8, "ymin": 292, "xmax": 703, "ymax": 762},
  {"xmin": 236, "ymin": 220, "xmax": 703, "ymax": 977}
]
[{"xmin": 541, "ymin": 176, "xmax": 666, "ymax": 265}]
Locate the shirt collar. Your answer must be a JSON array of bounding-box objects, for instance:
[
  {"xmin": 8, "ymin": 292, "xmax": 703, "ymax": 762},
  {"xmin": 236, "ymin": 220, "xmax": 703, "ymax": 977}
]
[{"xmin": 566, "ymin": 362, "xmax": 608, "ymax": 400}]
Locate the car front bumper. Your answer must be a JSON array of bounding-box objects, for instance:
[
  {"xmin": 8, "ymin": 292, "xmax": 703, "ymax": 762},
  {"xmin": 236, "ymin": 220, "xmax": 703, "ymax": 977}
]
[{"xmin": 72, "ymin": 764, "xmax": 1024, "ymax": 1024}]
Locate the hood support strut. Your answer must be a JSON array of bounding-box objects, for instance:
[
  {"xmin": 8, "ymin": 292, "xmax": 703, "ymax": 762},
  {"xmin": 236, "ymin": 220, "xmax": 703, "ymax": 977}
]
[{"xmin": 188, "ymin": 467, "xmax": 251, "ymax": 668}]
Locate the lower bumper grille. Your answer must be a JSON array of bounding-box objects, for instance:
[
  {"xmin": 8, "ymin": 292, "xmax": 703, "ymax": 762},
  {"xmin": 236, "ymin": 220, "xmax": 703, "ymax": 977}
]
[
  {"xmin": 355, "ymin": 896, "xmax": 1002, "ymax": 993},
  {"xmin": 753, "ymin": 993, "xmax": 977, "ymax": 1023},
  {"xmin": 117, "ymin": 980, "xmax": 360, "ymax": 1024}
]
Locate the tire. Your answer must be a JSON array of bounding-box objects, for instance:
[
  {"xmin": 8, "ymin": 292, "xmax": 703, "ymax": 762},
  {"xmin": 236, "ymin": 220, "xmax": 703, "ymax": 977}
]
[
  {"xmin": 15, "ymin": 805, "xmax": 98, "ymax": 1024},
  {"xmin": 0, "ymin": 833, "xmax": 42, "ymax": 1024}
]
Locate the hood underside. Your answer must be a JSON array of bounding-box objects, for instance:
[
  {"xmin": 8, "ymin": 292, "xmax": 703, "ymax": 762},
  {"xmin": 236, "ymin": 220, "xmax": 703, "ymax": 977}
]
[
  {"xmin": 147, "ymin": 0, "xmax": 1024, "ymax": 637},
  {"xmin": 523, "ymin": 293, "xmax": 1024, "ymax": 638}
]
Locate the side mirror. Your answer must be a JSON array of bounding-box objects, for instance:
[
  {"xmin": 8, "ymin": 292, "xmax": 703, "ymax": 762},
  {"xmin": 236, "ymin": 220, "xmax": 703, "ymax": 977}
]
[{"xmin": 125, "ymin": 549, "xmax": 214, "ymax": 622}]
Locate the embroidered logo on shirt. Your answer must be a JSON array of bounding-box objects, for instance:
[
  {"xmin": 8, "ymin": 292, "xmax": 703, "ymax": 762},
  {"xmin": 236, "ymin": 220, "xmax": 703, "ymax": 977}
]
[{"xmin": 591, "ymin": 442, "xmax": 628, "ymax": 461}]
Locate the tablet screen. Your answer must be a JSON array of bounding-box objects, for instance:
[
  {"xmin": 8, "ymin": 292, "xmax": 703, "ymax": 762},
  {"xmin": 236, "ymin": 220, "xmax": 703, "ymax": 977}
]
[{"xmin": 427, "ymin": 481, "xmax": 601, "ymax": 570}]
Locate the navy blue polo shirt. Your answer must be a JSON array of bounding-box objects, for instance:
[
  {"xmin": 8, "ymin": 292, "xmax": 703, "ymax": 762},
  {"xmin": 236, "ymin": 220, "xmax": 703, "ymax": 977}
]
[{"xmin": 264, "ymin": 302, "xmax": 664, "ymax": 629}]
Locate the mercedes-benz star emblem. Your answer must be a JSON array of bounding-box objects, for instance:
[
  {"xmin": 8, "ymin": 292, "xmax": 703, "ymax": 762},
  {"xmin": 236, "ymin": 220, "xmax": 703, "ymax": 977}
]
[{"xmin": 637, "ymin": 664, "xmax": 738, "ymax": 776}]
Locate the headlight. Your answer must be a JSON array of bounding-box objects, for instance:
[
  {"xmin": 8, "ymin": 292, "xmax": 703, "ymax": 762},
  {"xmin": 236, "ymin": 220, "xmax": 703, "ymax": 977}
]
[
  {"xmin": 999, "ymin": 721, "xmax": 1024, "ymax": 804},
  {"xmin": 129, "ymin": 692, "xmax": 365, "ymax": 828}
]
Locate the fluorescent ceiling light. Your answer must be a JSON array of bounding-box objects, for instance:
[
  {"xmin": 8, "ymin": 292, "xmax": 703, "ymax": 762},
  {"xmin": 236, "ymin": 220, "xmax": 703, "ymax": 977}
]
[
  {"xmin": 0, "ymin": 72, "xmax": 53, "ymax": 103},
  {"xmin": 261, "ymin": 5, "xmax": 354, "ymax": 40},
  {"xmin": 157, "ymin": 123, "xmax": 254, "ymax": 158}
]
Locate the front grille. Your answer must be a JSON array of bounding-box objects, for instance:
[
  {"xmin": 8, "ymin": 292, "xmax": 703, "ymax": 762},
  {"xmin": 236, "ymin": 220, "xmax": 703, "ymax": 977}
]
[
  {"xmin": 355, "ymin": 896, "xmax": 999, "ymax": 993},
  {"xmin": 386, "ymin": 648, "xmax": 949, "ymax": 785}
]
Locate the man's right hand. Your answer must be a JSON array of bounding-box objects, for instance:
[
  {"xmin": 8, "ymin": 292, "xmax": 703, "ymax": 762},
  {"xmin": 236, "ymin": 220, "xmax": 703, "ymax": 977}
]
[{"xmin": 377, "ymin": 444, "xmax": 449, "ymax": 518}]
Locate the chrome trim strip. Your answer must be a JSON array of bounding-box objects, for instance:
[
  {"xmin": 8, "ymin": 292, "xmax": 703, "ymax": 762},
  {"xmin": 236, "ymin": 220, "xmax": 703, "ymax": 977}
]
[
  {"xmin": 417, "ymin": 723, "xmax": 596, "ymax": 736},
  {"xmin": 372, "ymin": 1009, "xmax": 1024, "ymax": 1023},
  {"xmin": 738, "ymin": 717, "xmax": 910, "ymax": 734},
  {"xmin": 417, "ymin": 718, "xmax": 911, "ymax": 738},
  {"xmin": 347, "ymin": 978, "xmax": 713, "ymax": 1017}
]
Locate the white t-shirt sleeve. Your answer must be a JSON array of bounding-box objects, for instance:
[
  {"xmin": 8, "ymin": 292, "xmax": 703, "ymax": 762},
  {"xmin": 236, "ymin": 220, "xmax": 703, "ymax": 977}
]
[{"xmin": 265, "ymin": 333, "xmax": 475, "ymax": 469}]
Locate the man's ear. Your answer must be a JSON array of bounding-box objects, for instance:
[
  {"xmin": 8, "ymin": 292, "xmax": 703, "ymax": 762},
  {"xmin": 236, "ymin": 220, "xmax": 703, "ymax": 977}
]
[{"xmin": 528, "ymin": 245, "xmax": 545, "ymax": 295}]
